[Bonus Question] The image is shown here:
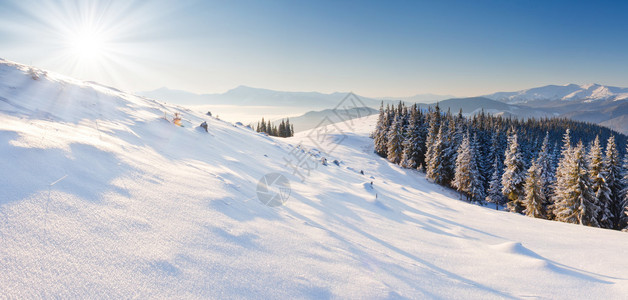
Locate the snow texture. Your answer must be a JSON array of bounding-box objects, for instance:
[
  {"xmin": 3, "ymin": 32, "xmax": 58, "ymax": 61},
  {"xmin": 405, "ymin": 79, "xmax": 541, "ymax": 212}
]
[{"xmin": 1, "ymin": 59, "xmax": 628, "ymax": 298}]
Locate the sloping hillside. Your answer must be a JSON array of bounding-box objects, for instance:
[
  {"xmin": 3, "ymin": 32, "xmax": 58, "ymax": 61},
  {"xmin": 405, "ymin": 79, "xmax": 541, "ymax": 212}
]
[{"xmin": 1, "ymin": 60, "xmax": 628, "ymax": 298}]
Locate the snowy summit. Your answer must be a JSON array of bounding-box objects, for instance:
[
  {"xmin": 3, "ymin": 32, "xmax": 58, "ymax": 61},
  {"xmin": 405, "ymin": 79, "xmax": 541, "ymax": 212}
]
[{"xmin": 484, "ymin": 83, "xmax": 628, "ymax": 103}]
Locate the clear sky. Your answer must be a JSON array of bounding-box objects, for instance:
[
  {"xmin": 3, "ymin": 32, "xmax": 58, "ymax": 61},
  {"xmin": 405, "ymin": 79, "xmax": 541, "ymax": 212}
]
[{"xmin": 1, "ymin": 0, "xmax": 628, "ymax": 97}]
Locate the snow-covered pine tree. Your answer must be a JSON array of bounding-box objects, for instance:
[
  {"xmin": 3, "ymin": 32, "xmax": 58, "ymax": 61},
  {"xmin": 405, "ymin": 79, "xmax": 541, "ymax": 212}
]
[
  {"xmin": 537, "ymin": 133, "xmax": 554, "ymax": 196},
  {"xmin": 588, "ymin": 136, "xmax": 613, "ymax": 228},
  {"xmin": 486, "ymin": 156, "xmax": 505, "ymax": 210},
  {"xmin": 523, "ymin": 160, "xmax": 547, "ymax": 219},
  {"xmin": 573, "ymin": 141, "xmax": 601, "ymax": 227},
  {"xmin": 387, "ymin": 114, "xmax": 404, "ymax": 164},
  {"xmin": 453, "ymin": 131, "xmax": 472, "ymax": 200},
  {"xmin": 441, "ymin": 117, "xmax": 457, "ymax": 185},
  {"xmin": 553, "ymin": 129, "xmax": 573, "ymax": 209},
  {"xmin": 416, "ymin": 108, "xmax": 428, "ymax": 170},
  {"xmin": 501, "ymin": 130, "xmax": 526, "ymax": 213},
  {"xmin": 426, "ymin": 124, "xmax": 450, "ymax": 185},
  {"xmin": 487, "ymin": 131, "xmax": 504, "ymax": 178},
  {"xmin": 279, "ymin": 120, "xmax": 286, "ymax": 137},
  {"xmin": 424, "ymin": 104, "xmax": 441, "ymax": 173},
  {"xmin": 536, "ymin": 132, "xmax": 555, "ymax": 219},
  {"xmin": 620, "ymin": 145, "xmax": 628, "ymax": 230},
  {"xmin": 604, "ymin": 135, "xmax": 624, "ymax": 229},
  {"xmin": 285, "ymin": 118, "xmax": 293, "ymax": 137},
  {"xmin": 550, "ymin": 141, "xmax": 561, "ymax": 176},
  {"xmin": 451, "ymin": 109, "xmax": 466, "ymax": 152},
  {"xmin": 400, "ymin": 104, "xmax": 423, "ymax": 169},
  {"xmin": 414, "ymin": 104, "xmax": 427, "ymax": 168},
  {"xmin": 470, "ymin": 133, "xmax": 486, "ymax": 203},
  {"xmin": 373, "ymin": 103, "xmax": 389, "ymax": 157},
  {"xmin": 554, "ymin": 141, "xmax": 600, "ymax": 227},
  {"xmin": 475, "ymin": 129, "xmax": 492, "ymax": 193},
  {"xmin": 400, "ymin": 139, "xmax": 412, "ymax": 169}
]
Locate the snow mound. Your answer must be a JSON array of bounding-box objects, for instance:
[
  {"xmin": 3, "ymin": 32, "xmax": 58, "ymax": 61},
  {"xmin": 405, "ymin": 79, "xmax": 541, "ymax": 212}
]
[{"xmin": 489, "ymin": 241, "xmax": 544, "ymax": 260}]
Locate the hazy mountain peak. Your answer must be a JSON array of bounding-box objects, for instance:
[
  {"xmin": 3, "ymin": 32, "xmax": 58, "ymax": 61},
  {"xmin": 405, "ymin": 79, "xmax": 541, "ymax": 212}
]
[
  {"xmin": 580, "ymin": 83, "xmax": 600, "ymax": 89},
  {"xmin": 484, "ymin": 83, "xmax": 628, "ymax": 104}
]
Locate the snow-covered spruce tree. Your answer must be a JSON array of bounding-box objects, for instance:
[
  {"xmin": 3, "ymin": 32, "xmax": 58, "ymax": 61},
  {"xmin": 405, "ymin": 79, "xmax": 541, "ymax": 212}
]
[
  {"xmin": 373, "ymin": 103, "xmax": 389, "ymax": 157},
  {"xmin": 259, "ymin": 117, "xmax": 267, "ymax": 133},
  {"xmin": 588, "ymin": 136, "xmax": 613, "ymax": 228},
  {"xmin": 400, "ymin": 104, "xmax": 424, "ymax": 169},
  {"xmin": 285, "ymin": 118, "xmax": 293, "ymax": 137},
  {"xmin": 573, "ymin": 141, "xmax": 601, "ymax": 227},
  {"xmin": 387, "ymin": 114, "xmax": 404, "ymax": 164},
  {"xmin": 416, "ymin": 109, "xmax": 428, "ymax": 170},
  {"xmin": 279, "ymin": 120, "xmax": 286, "ymax": 137},
  {"xmin": 553, "ymin": 141, "xmax": 600, "ymax": 227},
  {"xmin": 450, "ymin": 109, "xmax": 466, "ymax": 153},
  {"xmin": 501, "ymin": 130, "xmax": 526, "ymax": 213},
  {"xmin": 426, "ymin": 124, "xmax": 450, "ymax": 185},
  {"xmin": 487, "ymin": 131, "xmax": 505, "ymax": 179},
  {"xmin": 486, "ymin": 156, "xmax": 505, "ymax": 210},
  {"xmin": 621, "ymin": 145, "xmax": 628, "ymax": 230},
  {"xmin": 552, "ymin": 129, "xmax": 573, "ymax": 212},
  {"xmin": 414, "ymin": 104, "xmax": 428, "ymax": 168},
  {"xmin": 453, "ymin": 131, "xmax": 472, "ymax": 200},
  {"xmin": 536, "ymin": 132, "xmax": 555, "ymax": 219},
  {"xmin": 400, "ymin": 138, "xmax": 412, "ymax": 169},
  {"xmin": 523, "ymin": 160, "xmax": 547, "ymax": 219},
  {"xmin": 475, "ymin": 129, "xmax": 492, "ymax": 193},
  {"xmin": 424, "ymin": 104, "xmax": 441, "ymax": 173},
  {"xmin": 470, "ymin": 133, "xmax": 486, "ymax": 203},
  {"xmin": 441, "ymin": 116, "xmax": 457, "ymax": 185},
  {"xmin": 604, "ymin": 135, "xmax": 624, "ymax": 229},
  {"xmin": 550, "ymin": 141, "xmax": 561, "ymax": 180},
  {"xmin": 537, "ymin": 133, "xmax": 554, "ymax": 197}
]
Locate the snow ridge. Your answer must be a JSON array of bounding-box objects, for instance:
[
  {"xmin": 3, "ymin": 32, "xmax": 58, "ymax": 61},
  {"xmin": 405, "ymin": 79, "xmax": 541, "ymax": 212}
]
[{"xmin": 484, "ymin": 83, "xmax": 628, "ymax": 103}]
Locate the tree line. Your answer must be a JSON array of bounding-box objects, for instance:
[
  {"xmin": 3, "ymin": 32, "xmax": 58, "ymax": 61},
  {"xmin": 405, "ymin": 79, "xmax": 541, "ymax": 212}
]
[
  {"xmin": 256, "ymin": 117, "xmax": 294, "ymax": 137},
  {"xmin": 373, "ymin": 102, "xmax": 628, "ymax": 230}
]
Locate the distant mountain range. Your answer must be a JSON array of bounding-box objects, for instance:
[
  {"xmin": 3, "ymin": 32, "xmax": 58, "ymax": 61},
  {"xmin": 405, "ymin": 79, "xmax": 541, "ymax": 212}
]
[
  {"xmin": 137, "ymin": 86, "xmax": 452, "ymax": 108},
  {"xmin": 271, "ymin": 107, "xmax": 379, "ymax": 133},
  {"xmin": 483, "ymin": 83, "xmax": 628, "ymax": 104},
  {"xmin": 378, "ymin": 93, "xmax": 455, "ymax": 103},
  {"xmin": 137, "ymin": 86, "xmax": 381, "ymax": 108},
  {"xmin": 416, "ymin": 84, "xmax": 627, "ymax": 135},
  {"xmin": 138, "ymin": 83, "xmax": 628, "ymax": 135}
]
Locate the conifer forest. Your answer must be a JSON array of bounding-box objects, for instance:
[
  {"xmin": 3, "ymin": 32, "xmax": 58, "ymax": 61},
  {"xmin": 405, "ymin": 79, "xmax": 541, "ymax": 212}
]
[{"xmin": 373, "ymin": 102, "xmax": 628, "ymax": 230}]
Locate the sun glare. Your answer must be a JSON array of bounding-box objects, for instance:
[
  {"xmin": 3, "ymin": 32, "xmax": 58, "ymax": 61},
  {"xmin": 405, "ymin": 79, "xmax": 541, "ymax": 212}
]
[
  {"xmin": 15, "ymin": 0, "xmax": 162, "ymax": 89},
  {"xmin": 69, "ymin": 28, "xmax": 106, "ymax": 59}
]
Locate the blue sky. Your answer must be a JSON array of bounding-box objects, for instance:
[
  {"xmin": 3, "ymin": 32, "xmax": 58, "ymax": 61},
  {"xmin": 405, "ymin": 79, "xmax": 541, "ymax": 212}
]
[{"xmin": 1, "ymin": 0, "xmax": 627, "ymax": 97}]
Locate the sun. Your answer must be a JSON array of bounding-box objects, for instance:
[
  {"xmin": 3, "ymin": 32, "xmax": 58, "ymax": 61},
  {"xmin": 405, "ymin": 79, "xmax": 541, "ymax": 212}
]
[
  {"xmin": 68, "ymin": 28, "xmax": 106, "ymax": 59},
  {"xmin": 16, "ymin": 0, "xmax": 155, "ymax": 89}
]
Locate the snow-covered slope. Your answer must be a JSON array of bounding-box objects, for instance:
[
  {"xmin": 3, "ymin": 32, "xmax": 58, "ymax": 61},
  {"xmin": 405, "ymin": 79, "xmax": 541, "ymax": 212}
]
[
  {"xmin": 484, "ymin": 83, "xmax": 628, "ymax": 103},
  {"xmin": 1, "ymin": 59, "xmax": 628, "ymax": 298}
]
